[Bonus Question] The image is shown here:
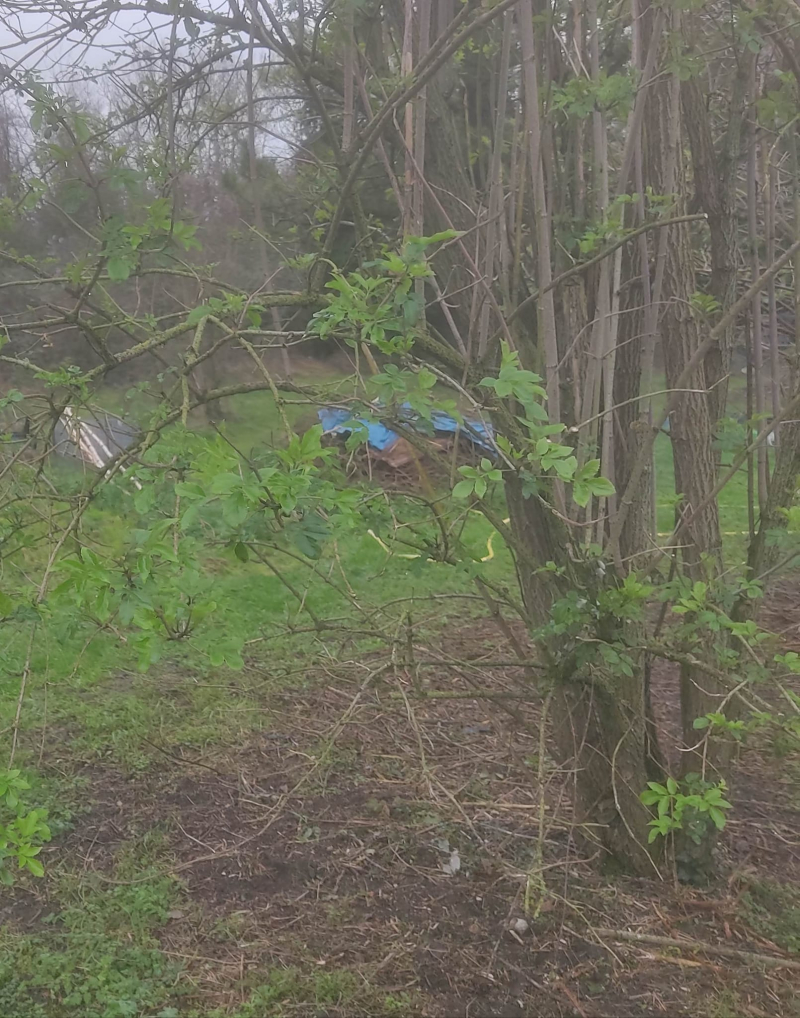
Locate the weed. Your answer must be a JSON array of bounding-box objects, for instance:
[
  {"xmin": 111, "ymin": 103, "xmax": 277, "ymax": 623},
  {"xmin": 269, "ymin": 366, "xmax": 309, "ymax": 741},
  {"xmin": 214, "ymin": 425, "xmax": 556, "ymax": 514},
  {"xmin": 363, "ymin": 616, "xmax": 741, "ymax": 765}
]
[
  {"xmin": 210, "ymin": 910, "xmax": 253, "ymax": 943},
  {"xmin": 28, "ymin": 773, "xmax": 91, "ymax": 838},
  {"xmin": 0, "ymin": 837, "xmax": 182, "ymax": 1017},
  {"xmin": 741, "ymin": 877, "xmax": 800, "ymax": 953},
  {"xmin": 382, "ymin": 992, "xmax": 418, "ymax": 1014},
  {"xmin": 706, "ymin": 988, "xmax": 746, "ymax": 1018},
  {"xmin": 230, "ymin": 966, "xmax": 387, "ymax": 1017}
]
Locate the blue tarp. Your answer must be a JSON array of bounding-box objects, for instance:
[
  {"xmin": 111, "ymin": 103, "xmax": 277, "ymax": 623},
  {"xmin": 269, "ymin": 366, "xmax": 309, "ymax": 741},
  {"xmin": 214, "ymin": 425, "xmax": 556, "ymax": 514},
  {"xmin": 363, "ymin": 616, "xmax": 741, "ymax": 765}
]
[
  {"xmin": 318, "ymin": 403, "xmax": 494, "ymax": 455},
  {"xmin": 317, "ymin": 407, "xmax": 399, "ymax": 451},
  {"xmin": 427, "ymin": 409, "xmax": 494, "ymax": 452}
]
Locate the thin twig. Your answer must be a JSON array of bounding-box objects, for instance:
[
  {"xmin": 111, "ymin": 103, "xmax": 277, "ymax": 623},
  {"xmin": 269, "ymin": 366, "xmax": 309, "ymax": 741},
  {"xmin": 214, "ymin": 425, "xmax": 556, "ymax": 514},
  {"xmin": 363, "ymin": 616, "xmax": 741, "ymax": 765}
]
[{"xmin": 9, "ymin": 625, "xmax": 36, "ymax": 768}]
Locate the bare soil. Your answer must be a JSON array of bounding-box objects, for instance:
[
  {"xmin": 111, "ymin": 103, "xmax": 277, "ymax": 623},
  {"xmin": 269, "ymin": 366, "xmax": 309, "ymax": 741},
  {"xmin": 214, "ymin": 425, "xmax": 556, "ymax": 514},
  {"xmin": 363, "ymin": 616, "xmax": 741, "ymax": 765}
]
[{"xmin": 6, "ymin": 592, "xmax": 800, "ymax": 1017}]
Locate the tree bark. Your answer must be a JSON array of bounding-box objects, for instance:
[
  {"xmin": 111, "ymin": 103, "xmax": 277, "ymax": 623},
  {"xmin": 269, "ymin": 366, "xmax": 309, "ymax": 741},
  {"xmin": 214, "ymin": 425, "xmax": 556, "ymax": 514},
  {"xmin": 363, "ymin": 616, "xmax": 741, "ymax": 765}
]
[
  {"xmin": 504, "ymin": 478, "xmax": 658, "ymax": 876},
  {"xmin": 681, "ymin": 68, "xmax": 748, "ymax": 432}
]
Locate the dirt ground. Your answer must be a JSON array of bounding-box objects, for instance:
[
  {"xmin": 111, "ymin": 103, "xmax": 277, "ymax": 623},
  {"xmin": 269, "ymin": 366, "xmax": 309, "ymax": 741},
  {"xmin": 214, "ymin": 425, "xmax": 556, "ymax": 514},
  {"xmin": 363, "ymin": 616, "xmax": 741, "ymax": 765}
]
[{"xmin": 5, "ymin": 589, "xmax": 800, "ymax": 1017}]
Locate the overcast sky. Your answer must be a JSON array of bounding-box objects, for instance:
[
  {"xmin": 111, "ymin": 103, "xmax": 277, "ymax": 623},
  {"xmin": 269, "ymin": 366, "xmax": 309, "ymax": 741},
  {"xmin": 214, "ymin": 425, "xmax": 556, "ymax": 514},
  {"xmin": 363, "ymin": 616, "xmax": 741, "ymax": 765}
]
[
  {"xmin": 0, "ymin": 3, "xmax": 292, "ymax": 159},
  {"xmin": 0, "ymin": 5, "xmax": 177, "ymax": 81}
]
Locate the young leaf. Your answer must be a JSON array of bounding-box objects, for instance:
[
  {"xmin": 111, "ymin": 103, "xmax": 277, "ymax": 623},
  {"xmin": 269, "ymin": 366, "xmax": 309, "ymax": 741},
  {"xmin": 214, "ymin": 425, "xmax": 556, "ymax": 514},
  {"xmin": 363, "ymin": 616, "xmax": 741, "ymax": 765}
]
[
  {"xmin": 452, "ymin": 480, "xmax": 475, "ymax": 500},
  {"xmin": 106, "ymin": 255, "xmax": 131, "ymax": 282}
]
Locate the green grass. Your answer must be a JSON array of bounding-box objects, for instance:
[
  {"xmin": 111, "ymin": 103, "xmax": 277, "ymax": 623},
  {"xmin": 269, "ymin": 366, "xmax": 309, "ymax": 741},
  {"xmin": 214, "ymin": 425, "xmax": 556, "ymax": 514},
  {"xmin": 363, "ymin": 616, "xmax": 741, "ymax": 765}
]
[
  {"xmin": 0, "ymin": 507, "xmax": 510, "ymax": 776},
  {"xmin": 219, "ymin": 968, "xmax": 417, "ymax": 1018},
  {"xmin": 95, "ymin": 370, "xmax": 350, "ymax": 457},
  {"xmin": 0, "ymin": 835, "xmax": 182, "ymax": 1018},
  {"xmin": 0, "ymin": 372, "xmax": 768, "ymax": 783},
  {"xmin": 741, "ymin": 877, "xmax": 800, "ymax": 954},
  {"xmin": 654, "ymin": 430, "xmax": 753, "ymax": 540}
]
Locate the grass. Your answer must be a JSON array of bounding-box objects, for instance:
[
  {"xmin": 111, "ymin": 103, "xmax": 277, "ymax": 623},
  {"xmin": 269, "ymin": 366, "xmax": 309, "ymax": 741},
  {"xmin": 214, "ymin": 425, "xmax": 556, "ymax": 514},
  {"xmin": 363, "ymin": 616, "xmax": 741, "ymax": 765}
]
[
  {"xmin": 220, "ymin": 969, "xmax": 417, "ymax": 1018},
  {"xmin": 740, "ymin": 878, "xmax": 800, "ymax": 954},
  {"xmin": 0, "ymin": 375, "xmax": 769, "ymax": 809},
  {"xmin": 0, "ymin": 378, "xmax": 772, "ymax": 763},
  {"xmin": 0, "ymin": 835, "xmax": 415, "ymax": 1018},
  {"xmin": 0, "ymin": 834, "xmax": 182, "ymax": 1018},
  {"xmin": 0, "ymin": 506, "xmax": 510, "ymax": 777}
]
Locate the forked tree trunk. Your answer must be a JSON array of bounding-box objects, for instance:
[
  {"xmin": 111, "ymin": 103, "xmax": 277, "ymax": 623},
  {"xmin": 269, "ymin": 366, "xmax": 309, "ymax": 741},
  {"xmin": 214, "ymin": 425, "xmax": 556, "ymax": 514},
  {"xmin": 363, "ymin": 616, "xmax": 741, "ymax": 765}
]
[{"xmin": 504, "ymin": 475, "xmax": 658, "ymax": 876}]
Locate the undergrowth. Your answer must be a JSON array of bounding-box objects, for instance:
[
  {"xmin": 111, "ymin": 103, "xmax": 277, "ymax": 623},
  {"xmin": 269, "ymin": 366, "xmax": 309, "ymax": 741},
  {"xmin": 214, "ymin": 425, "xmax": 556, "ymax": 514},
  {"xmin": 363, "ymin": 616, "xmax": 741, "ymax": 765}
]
[{"xmin": 0, "ymin": 836, "xmax": 181, "ymax": 1018}]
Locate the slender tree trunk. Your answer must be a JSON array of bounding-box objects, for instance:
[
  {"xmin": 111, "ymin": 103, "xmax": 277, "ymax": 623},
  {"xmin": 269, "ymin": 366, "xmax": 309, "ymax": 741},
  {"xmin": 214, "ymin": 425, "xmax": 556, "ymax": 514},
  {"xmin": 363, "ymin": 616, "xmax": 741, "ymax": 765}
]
[
  {"xmin": 246, "ymin": 0, "xmax": 291, "ymax": 378},
  {"xmin": 640, "ymin": 0, "xmax": 728, "ymax": 882},
  {"xmin": 748, "ymin": 72, "xmax": 769, "ymax": 508},
  {"xmin": 477, "ymin": 12, "xmax": 512, "ymax": 358},
  {"xmin": 681, "ymin": 58, "xmax": 748, "ymax": 432},
  {"xmin": 518, "ymin": 0, "xmax": 559, "ymax": 423}
]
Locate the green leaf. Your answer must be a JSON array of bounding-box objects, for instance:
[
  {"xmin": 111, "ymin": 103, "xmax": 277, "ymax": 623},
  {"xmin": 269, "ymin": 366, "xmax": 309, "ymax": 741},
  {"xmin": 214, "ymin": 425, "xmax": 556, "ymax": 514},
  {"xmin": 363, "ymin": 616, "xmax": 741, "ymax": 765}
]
[
  {"xmin": 133, "ymin": 485, "xmax": 155, "ymax": 515},
  {"xmin": 175, "ymin": 481, "xmax": 205, "ymax": 499},
  {"xmin": 693, "ymin": 716, "xmax": 710, "ymax": 729},
  {"xmin": 452, "ymin": 480, "xmax": 474, "ymax": 500},
  {"xmin": 572, "ymin": 482, "xmax": 590, "ymax": 508},
  {"xmin": 419, "ymin": 229, "xmax": 460, "ymax": 245},
  {"xmin": 291, "ymin": 522, "xmax": 326, "ymax": 560},
  {"xmin": 588, "ymin": 476, "xmax": 615, "ymax": 497},
  {"xmin": 233, "ymin": 542, "xmax": 249, "ymax": 562},
  {"xmin": 708, "ymin": 806, "xmax": 727, "ymax": 830},
  {"xmin": 186, "ymin": 305, "xmax": 211, "ymax": 326},
  {"xmin": 106, "ymin": 255, "xmax": 132, "ymax": 282},
  {"xmin": 211, "ymin": 472, "xmax": 244, "ymax": 495},
  {"xmin": 552, "ymin": 456, "xmax": 577, "ymax": 481},
  {"xmin": 666, "ymin": 777, "xmax": 678, "ymax": 795},
  {"xmin": 520, "ymin": 471, "xmax": 539, "ymax": 499},
  {"xmin": 222, "ymin": 496, "xmax": 248, "ymax": 528},
  {"xmin": 0, "ymin": 592, "xmax": 14, "ymax": 617},
  {"xmin": 25, "ymin": 857, "xmax": 44, "ymax": 877},
  {"xmin": 180, "ymin": 503, "xmax": 200, "ymax": 531}
]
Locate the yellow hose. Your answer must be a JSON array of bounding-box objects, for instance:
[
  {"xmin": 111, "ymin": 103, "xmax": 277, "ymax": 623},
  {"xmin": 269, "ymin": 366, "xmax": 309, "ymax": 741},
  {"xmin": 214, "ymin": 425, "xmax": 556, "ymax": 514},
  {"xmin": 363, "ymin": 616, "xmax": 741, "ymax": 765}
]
[
  {"xmin": 367, "ymin": 529, "xmax": 422, "ymax": 560},
  {"xmin": 481, "ymin": 517, "xmax": 510, "ymax": 561},
  {"xmin": 369, "ymin": 515, "xmax": 511, "ymax": 563}
]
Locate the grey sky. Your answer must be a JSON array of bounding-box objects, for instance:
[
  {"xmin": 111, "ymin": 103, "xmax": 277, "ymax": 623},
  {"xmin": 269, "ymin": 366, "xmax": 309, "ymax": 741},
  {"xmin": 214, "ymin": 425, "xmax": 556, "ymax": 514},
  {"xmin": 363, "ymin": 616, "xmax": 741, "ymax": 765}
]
[
  {"xmin": 0, "ymin": 3, "xmax": 293, "ymax": 157},
  {"xmin": 0, "ymin": 5, "xmax": 176, "ymax": 79}
]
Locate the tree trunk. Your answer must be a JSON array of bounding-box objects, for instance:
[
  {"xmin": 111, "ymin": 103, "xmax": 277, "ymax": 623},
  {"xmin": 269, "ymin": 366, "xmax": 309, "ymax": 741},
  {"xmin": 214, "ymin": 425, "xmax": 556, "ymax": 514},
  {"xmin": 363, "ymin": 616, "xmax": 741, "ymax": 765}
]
[
  {"xmin": 641, "ymin": 0, "xmax": 726, "ymax": 882},
  {"xmin": 681, "ymin": 70, "xmax": 747, "ymax": 432},
  {"xmin": 504, "ymin": 475, "xmax": 658, "ymax": 875}
]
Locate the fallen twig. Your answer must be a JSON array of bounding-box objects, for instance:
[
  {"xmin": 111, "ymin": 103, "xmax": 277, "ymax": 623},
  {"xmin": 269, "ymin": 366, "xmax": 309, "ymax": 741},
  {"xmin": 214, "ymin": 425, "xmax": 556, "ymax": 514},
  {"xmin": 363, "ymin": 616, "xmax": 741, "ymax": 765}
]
[{"xmin": 596, "ymin": 928, "xmax": 800, "ymax": 971}]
